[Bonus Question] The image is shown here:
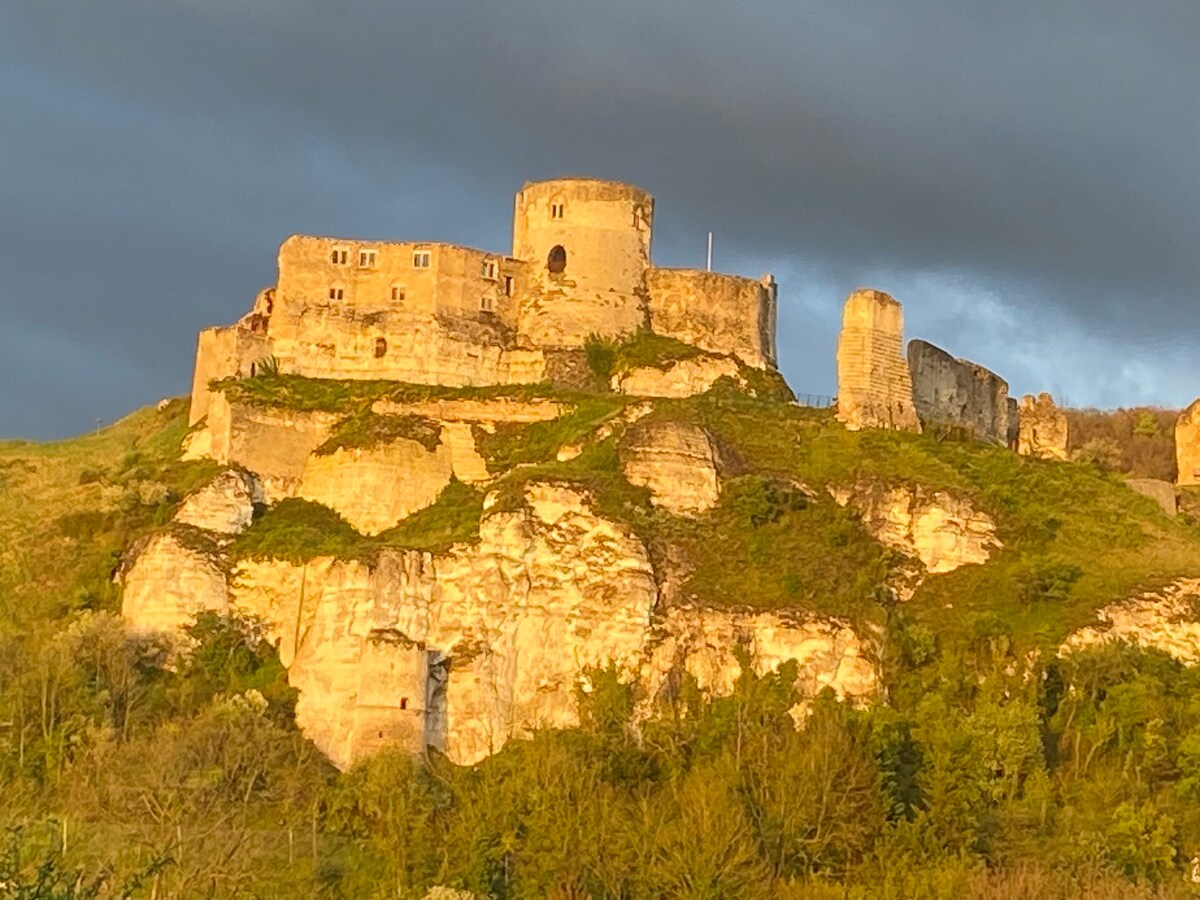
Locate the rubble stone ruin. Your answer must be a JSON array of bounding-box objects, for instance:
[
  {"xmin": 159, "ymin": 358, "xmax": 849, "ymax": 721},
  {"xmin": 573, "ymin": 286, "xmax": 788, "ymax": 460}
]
[{"xmin": 1017, "ymin": 393, "xmax": 1070, "ymax": 461}]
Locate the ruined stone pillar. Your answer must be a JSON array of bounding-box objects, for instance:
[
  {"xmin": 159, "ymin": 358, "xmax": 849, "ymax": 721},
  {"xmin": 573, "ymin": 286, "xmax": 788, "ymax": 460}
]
[
  {"xmin": 835, "ymin": 289, "xmax": 920, "ymax": 432},
  {"xmin": 1017, "ymin": 393, "xmax": 1069, "ymax": 461}
]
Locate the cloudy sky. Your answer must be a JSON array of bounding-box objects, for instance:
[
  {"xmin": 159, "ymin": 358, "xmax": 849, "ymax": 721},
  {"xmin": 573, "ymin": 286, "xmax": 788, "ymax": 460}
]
[{"xmin": 1, "ymin": 1, "xmax": 1196, "ymax": 439}]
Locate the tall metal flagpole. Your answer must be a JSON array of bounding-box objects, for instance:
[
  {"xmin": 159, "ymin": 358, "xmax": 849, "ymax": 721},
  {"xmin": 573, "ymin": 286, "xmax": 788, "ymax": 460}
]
[{"xmin": 706, "ymin": 231, "xmax": 713, "ymax": 271}]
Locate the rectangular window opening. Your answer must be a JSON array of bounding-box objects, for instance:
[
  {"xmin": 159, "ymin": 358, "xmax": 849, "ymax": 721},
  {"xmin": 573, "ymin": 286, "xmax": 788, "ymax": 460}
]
[
  {"xmin": 328, "ymin": 287, "xmax": 344, "ymax": 300},
  {"xmin": 412, "ymin": 251, "xmax": 431, "ymax": 268},
  {"xmin": 391, "ymin": 286, "xmax": 406, "ymax": 301},
  {"xmin": 503, "ymin": 275, "xmax": 513, "ymax": 297},
  {"xmin": 358, "ymin": 249, "xmax": 377, "ymax": 268},
  {"xmin": 331, "ymin": 248, "xmax": 348, "ymax": 265}
]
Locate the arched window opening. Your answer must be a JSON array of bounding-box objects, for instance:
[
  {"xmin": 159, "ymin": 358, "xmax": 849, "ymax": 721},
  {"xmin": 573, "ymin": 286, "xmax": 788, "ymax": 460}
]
[
  {"xmin": 374, "ymin": 337, "xmax": 388, "ymax": 358},
  {"xmin": 547, "ymin": 244, "xmax": 567, "ymax": 274}
]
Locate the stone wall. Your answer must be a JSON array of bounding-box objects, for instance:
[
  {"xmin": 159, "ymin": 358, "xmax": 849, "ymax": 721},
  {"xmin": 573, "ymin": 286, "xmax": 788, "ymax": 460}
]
[
  {"xmin": 645, "ymin": 269, "xmax": 777, "ymax": 369},
  {"xmin": 267, "ymin": 304, "xmax": 546, "ymax": 387},
  {"xmin": 1018, "ymin": 393, "xmax": 1069, "ymax": 461},
  {"xmin": 907, "ymin": 339, "xmax": 1011, "ymax": 444},
  {"xmin": 835, "ymin": 289, "xmax": 919, "ymax": 432},
  {"xmin": 275, "ymin": 235, "xmax": 523, "ymax": 326},
  {"xmin": 188, "ymin": 320, "xmax": 270, "ymax": 426},
  {"xmin": 1177, "ymin": 399, "xmax": 1200, "ymax": 486}
]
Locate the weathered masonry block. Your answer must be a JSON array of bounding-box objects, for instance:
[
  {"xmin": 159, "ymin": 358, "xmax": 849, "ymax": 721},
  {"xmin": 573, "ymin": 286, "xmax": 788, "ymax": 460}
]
[
  {"xmin": 835, "ymin": 289, "xmax": 919, "ymax": 432},
  {"xmin": 1018, "ymin": 393, "xmax": 1069, "ymax": 461},
  {"xmin": 907, "ymin": 339, "xmax": 1011, "ymax": 444}
]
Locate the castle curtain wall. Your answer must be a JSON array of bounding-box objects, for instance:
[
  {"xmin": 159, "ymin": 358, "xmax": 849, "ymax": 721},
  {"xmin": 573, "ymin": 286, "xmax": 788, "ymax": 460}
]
[{"xmin": 645, "ymin": 268, "xmax": 777, "ymax": 369}]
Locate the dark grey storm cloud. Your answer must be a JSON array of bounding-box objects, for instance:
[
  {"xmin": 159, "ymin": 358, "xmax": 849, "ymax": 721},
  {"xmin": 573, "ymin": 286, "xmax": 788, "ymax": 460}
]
[{"xmin": 1, "ymin": 0, "xmax": 1197, "ymax": 438}]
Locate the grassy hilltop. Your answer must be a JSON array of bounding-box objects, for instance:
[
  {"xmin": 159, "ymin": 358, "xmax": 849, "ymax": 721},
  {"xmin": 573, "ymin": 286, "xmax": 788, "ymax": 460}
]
[{"xmin": 4, "ymin": 375, "xmax": 1200, "ymax": 897}]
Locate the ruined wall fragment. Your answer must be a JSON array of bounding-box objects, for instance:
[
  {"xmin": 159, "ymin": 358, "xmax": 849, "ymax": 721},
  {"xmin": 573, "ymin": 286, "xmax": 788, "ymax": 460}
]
[
  {"xmin": 1018, "ymin": 393, "xmax": 1069, "ymax": 461},
  {"xmin": 907, "ymin": 339, "xmax": 1011, "ymax": 444},
  {"xmin": 835, "ymin": 290, "xmax": 919, "ymax": 432}
]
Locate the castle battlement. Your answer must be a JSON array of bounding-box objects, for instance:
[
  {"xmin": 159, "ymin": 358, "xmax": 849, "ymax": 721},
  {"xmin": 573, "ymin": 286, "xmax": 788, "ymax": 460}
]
[{"xmin": 189, "ymin": 177, "xmax": 778, "ymax": 424}]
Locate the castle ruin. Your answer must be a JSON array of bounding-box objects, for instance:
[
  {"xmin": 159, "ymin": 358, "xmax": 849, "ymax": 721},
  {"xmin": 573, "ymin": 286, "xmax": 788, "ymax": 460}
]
[
  {"xmin": 189, "ymin": 178, "xmax": 777, "ymax": 424},
  {"xmin": 1017, "ymin": 393, "xmax": 1070, "ymax": 461},
  {"xmin": 907, "ymin": 339, "xmax": 1012, "ymax": 444},
  {"xmin": 835, "ymin": 290, "xmax": 920, "ymax": 432}
]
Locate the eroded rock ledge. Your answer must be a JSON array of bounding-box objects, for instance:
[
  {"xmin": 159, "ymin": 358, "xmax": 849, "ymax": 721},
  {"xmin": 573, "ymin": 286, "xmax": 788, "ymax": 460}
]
[
  {"xmin": 1062, "ymin": 579, "xmax": 1200, "ymax": 664},
  {"xmin": 830, "ymin": 482, "xmax": 1000, "ymax": 576}
]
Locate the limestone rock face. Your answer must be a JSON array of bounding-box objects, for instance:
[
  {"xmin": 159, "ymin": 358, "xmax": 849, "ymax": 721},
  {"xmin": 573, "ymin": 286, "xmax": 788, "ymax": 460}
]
[
  {"xmin": 201, "ymin": 392, "xmax": 340, "ymax": 503},
  {"xmin": 620, "ymin": 422, "xmax": 720, "ymax": 515},
  {"xmin": 174, "ymin": 469, "xmax": 260, "ymax": 534},
  {"xmin": 1017, "ymin": 393, "xmax": 1069, "ymax": 461},
  {"xmin": 835, "ymin": 290, "xmax": 919, "ymax": 432},
  {"xmin": 642, "ymin": 607, "xmax": 877, "ymax": 722},
  {"xmin": 832, "ymin": 483, "xmax": 1000, "ymax": 574},
  {"xmin": 298, "ymin": 439, "xmax": 454, "ymax": 536},
  {"xmin": 1063, "ymin": 579, "xmax": 1200, "ymax": 663},
  {"xmin": 614, "ymin": 355, "xmax": 742, "ymax": 399},
  {"xmin": 122, "ymin": 481, "xmax": 881, "ymax": 770},
  {"xmin": 1126, "ymin": 478, "xmax": 1177, "ymax": 517},
  {"xmin": 907, "ymin": 340, "xmax": 1011, "ymax": 444},
  {"xmin": 1176, "ymin": 399, "xmax": 1200, "ymax": 487},
  {"xmin": 121, "ymin": 532, "xmax": 229, "ymax": 634}
]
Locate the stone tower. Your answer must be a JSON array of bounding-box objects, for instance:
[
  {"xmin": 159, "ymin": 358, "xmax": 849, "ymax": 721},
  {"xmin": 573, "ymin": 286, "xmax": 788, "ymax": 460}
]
[
  {"xmin": 836, "ymin": 289, "xmax": 920, "ymax": 432},
  {"xmin": 512, "ymin": 178, "xmax": 654, "ymax": 346}
]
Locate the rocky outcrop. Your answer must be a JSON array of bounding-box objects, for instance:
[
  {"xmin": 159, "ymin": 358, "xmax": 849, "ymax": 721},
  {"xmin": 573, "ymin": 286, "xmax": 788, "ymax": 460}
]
[
  {"xmin": 1017, "ymin": 393, "xmax": 1069, "ymax": 461},
  {"xmin": 122, "ymin": 481, "xmax": 880, "ymax": 770},
  {"xmin": 1126, "ymin": 478, "xmax": 1177, "ymax": 517},
  {"xmin": 174, "ymin": 469, "xmax": 260, "ymax": 534},
  {"xmin": 642, "ymin": 607, "xmax": 877, "ymax": 723},
  {"xmin": 835, "ymin": 290, "xmax": 919, "ymax": 432},
  {"xmin": 1176, "ymin": 399, "xmax": 1200, "ymax": 487},
  {"xmin": 192, "ymin": 392, "xmax": 340, "ymax": 502},
  {"xmin": 620, "ymin": 422, "xmax": 720, "ymax": 515},
  {"xmin": 831, "ymin": 483, "xmax": 1000, "ymax": 574},
  {"xmin": 122, "ymin": 531, "xmax": 229, "ymax": 635},
  {"xmin": 614, "ymin": 355, "xmax": 742, "ymax": 399},
  {"xmin": 907, "ymin": 340, "xmax": 1011, "ymax": 444},
  {"xmin": 298, "ymin": 439, "xmax": 455, "ymax": 536},
  {"xmin": 1062, "ymin": 579, "xmax": 1200, "ymax": 663}
]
